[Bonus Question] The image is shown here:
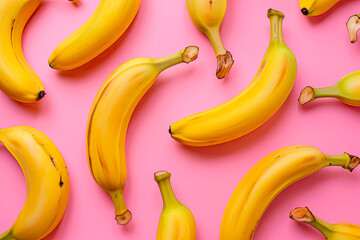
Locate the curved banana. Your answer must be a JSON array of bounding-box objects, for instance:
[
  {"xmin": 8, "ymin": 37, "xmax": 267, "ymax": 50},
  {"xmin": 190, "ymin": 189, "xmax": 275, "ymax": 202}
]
[
  {"xmin": 86, "ymin": 46, "xmax": 199, "ymax": 225},
  {"xmin": 186, "ymin": 0, "xmax": 233, "ymax": 79},
  {"xmin": 299, "ymin": 70, "xmax": 360, "ymax": 106},
  {"xmin": 290, "ymin": 207, "xmax": 360, "ymax": 240},
  {"xmin": 170, "ymin": 9, "xmax": 296, "ymax": 147},
  {"xmin": 155, "ymin": 171, "xmax": 196, "ymax": 240},
  {"xmin": 0, "ymin": 126, "xmax": 69, "ymax": 240},
  {"xmin": 0, "ymin": 0, "xmax": 46, "ymax": 103},
  {"xmin": 49, "ymin": 0, "xmax": 141, "ymax": 70},
  {"xmin": 299, "ymin": 0, "xmax": 340, "ymax": 16},
  {"xmin": 220, "ymin": 145, "xmax": 359, "ymax": 240},
  {"xmin": 347, "ymin": 14, "xmax": 360, "ymax": 43}
]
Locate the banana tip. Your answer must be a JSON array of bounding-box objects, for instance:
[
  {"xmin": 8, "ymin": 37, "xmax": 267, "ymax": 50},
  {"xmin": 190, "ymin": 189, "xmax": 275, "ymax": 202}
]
[
  {"xmin": 116, "ymin": 210, "xmax": 132, "ymax": 225},
  {"xmin": 289, "ymin": 207, "xmax": 315, "ymax": 223},
  {"xmin": 216, "ymin": 51, "xmax": 234, "ymax": 79},
  {"xmin": 298, "ymin": 86, "xmax": 314, "ymax": 105},
  {"xmin": 154, "ymin": 171, "xmax": 171, "ymax": 182},
  {"xmin": 37, "ymin": 91, "xmax": 46, "ymax": 101},
  {"xmin": 347, "ymin": 15, "xmax": 360, "ymax": 44},
  {"xmin": 301, "ymin": 8, "xmax": 309, "ymax": 16}
]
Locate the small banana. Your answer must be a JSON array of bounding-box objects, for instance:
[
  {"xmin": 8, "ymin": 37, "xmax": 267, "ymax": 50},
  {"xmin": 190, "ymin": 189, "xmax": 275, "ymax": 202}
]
[
  {"xmin": 49, "ymin": 0, "xmax": 141, "ymax": 70},
  {"xmin": 155, "ymin": 171, "xmax": 196, "ymax": 240},
  {"xmin": 0, "ymin": 126, "xmax": 69, "ymax": 240},
  {"xmin": 220, "ymin": 145, "xmax": 359, "ymax": 240},
  {"xmin": 299, "ymin": 70, "xmax": 360, "ymax": 106},
  {"xmin": 347, "ymin": 14, "xmax": 360, "ymax": 43},
  {"xmin": 87, "ymin": 46, "xmax": 199, "ymax": 225},
  {"xmin": 299, "ymin": 0, "xmax": 340, "ymax": 16},
  {"xmin": 186, "ymin": 0, "xmax": 233, "ymax": 79},
  {"xmin": 170, "ymin": 9, "xmax": 296, "ymax": 147},
  {"xmin": 290, "ymin": 207, "xmax": 360, "ymax": 240},
  {"xmin": 0, "ymin": 0, "xmax": 47, "ymax": 102}
]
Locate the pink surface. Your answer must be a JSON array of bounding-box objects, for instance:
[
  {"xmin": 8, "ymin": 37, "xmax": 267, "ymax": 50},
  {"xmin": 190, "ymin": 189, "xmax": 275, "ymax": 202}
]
[{"xmin": 0, "ymin": 0, "xmax": 360, "ymax": 239}]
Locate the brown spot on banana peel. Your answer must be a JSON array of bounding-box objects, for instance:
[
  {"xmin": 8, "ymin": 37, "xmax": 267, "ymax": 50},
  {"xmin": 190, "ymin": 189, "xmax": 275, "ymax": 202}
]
[
  {"xmin": 116, "ymin": 210, "xmax": 132, "ymax": 225},
  {"xmin": 59, "ymin": 175, "xmax": 64, "ymax": 187},
  {"xmin": 216, "ymin": 51, "xmax": 234, "ymax": 79},
  {"xmin": 298, "ymin": 86, "xmax": 315, "ymax": 105},
  {"xmin": 347, "ymin": 15, "xmax": 360, "ymax": 43},
  {"xmin": 290, "ymin": 207, "xmax": 316, "ymax": 223}
]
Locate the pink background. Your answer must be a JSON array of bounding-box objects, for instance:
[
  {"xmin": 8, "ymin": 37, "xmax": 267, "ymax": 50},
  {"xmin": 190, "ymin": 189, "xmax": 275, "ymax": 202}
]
[{"xmin": 1, "ymin": 0, "xmax": 360, "ymax": 239}]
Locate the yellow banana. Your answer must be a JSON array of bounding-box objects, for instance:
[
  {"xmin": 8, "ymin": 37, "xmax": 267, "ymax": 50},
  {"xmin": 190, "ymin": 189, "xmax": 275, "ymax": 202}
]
[
  {"xmin": 290, "ymin": 207, "xmax": 360, "ymax": 240},
  {"xmin": 170, "ymin": 9, "xmax": 296, "ymax": 147},
  {"xmin": 347, "ymin": 14, "xmax": 360, "ymax": 43},
  {"xmin": 186, "ymin": 0, "xmax": 233, "ymax": 79},
  {"xmin": 0, "ymin": 0, "xmax": 46, "ymax": 103},
  {"xmin": 49, "ymin": 0, "xmax": 141, "ymax": 70},
  {"xmin": 299, "ymin": 0, "xmax": 341, "ymax": 16},
  {"xmin": 0, "ymin": 126, "xmax": 69, "ymax": 240},
  {"xmin": 86, "ymin": 46, "xmax": 199, "ymax": 225},
  {"xmin": 220, "ymin": 145, "xmax": 359, "ymax": 240},
  {"xmin": 299, "ymin": 70, "xmax": 360, "ymax": 106},
  {"xmin": 155, "ymin": 171, "xmax": 196, "ymax": 240}
]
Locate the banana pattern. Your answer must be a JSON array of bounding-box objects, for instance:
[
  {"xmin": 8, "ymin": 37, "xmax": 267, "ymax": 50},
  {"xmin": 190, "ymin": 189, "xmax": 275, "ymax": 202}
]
[
  {"xmin": 0, "ymin": 0, "xmax": 45, "ymax": 103},
  {"xmin": 186, "ymin": 0, "xmax": 233, "ymax": 79},
  {"xmin": 155, "ymin": 171, "xmax": 196, "ymax": 240},
  {"xmin": 170, "ymin": 9, "xmax": 296, "ymax": 147},
  {"xmin": 0, "ymin": 126, "xmax": 69, "ymax": 240},
  {"xmin": 299, "ymin": 70, "xmax": 360, "ymax": 106},
  {"xmin": 290, "ymin": 207, "xmax": 360, "ymax": 240},
  {"xmin": 220, "ymin": 145, "xmax": 359, "ymax": 240},
  {"xmin": 86, "ymin": 46, "xmax": 199, "ymax": 225},
  {"xmin": 299, "ymin": 0, "xmax": 340, "ymax": 16},
  {"xmin": 49, "ymin": 0, "xmax": 141, "ymax": 70}
]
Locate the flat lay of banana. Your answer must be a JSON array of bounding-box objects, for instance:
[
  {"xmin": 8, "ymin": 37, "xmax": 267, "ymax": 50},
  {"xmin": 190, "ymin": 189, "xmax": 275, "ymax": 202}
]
[{"xmin": 0, "ymin": 0, "xmax": 358, "ymax": 239}]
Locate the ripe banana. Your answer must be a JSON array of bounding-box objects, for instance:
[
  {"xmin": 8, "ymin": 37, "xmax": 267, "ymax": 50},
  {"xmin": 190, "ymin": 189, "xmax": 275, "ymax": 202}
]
[
  {"xmin": 299, "ymin": 70, "xmax": 360, "ymax": 106},
  {"xmin": 186, "ymin": 0, "xmax": 233, "ymax": 79},
  {"xmin": 220, "ymin": 145, "xmax": 359, "ymax": 240},
  {"xmin": 86, "ymin": 46, "xmax": 199, "ymax": 225},
  {"xmin": 155, "ymin": 171, "xmax": 196, "ymax": 240},
  {"xmin": 347, "ymin": 14, "xmax": 360, "ymax": 43},
  {"xmin": 299, "ymin": 0, "xmax": 341, "ymax": 16},
  {"xmin": 0, "ymin": 0, "xmax": 46, "ymax": 103},
  {"xmin": 290, "ymin": 207, "xmax": 360, "ymax": 240},
  {"xmin": 170, "ymin": 9, "xmax": 296, "ymax": 147},
  {"xmin": 48, "ymin": 0, "xmax": 141, "ymax": 70},
  {"xmin": 0, "ymin": 126, "xmax": 69, "ymax": 240}
]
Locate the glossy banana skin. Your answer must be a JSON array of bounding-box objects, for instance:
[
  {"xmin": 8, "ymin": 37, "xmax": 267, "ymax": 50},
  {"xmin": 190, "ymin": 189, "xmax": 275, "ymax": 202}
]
[
  {"xmin": 220, "ymin": 145, "xmax": 359, "ymax": 240},
  {"xmin": 0, "ymin": 126, "xmax": 69, "ymax": 240},
  {"xmin": 290, "ymin": 207, "xmax": 360, "ymax": 240},
  {"xmin": 186, "ymin": 0, "xmax": 233, "ymax": 79},
  {"xmin": 49, "ymin": 0, "xmax": 141, "ymax": 70},
  {"xmin": 170, "ymin": 9, "xmax": 296, "ymax": 147},
  {"xmin": 299, "ymin": 0, "xmax": 340, "ymax": 16},
  {"xmin": 86, "ymin": 47, "xmax": 198, "ymax": 225},
  {"xmin": 155, "ymin": 171, "xmax": 196, "ymax": 240},
  {"xmin": 299, "ymin": 70, "xmax": 360, "ymax": 106},
  {"xmin": 0, "ymin": 0, "xmax": 45, "ymax": 102}
]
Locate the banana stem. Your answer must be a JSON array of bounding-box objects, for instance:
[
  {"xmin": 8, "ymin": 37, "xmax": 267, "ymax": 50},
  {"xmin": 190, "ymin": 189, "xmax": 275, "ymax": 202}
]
[
  {"xmin": 347, "ymin": 14, "xmax": 360, "ymax": 43},
  {"xmin": 324, "ymin": 153, "xmax": 360, "ymax": 172},
  {"xmin": 154, "ymin": 171, "xmax": 179, "ymax": 208},
  {"xmin": 298, "ymin": 85, "xmax": 340, "ymax": 105},
  {"xmin": 290, "ymin": 207, "xmax": 335, "ymax": 239},
  {"xmin": 268, "ymin": 9, "xmax": 284, "ymax": 44},
  {"xmin": 206, "ymin": 29, "xmax": 226, "ymax": 57},
  {"xmin": 0, "ymin": 230, "xmax": 15, "ymax": 240},
  {"xmin": 109, "ymin": 190, "xmax": 132, "ymax": 225},
  {"xmin": 154, "ymin": 46, "xmax": 199, "ymax": 72}
]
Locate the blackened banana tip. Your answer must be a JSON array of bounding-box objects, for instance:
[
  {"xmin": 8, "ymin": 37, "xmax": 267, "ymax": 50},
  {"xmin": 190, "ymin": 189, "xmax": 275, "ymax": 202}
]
[
  {"xmin": 37, "ymin": 91, "xmax": 46, "ymax": 101},
  {"xmin": 168, "ymin": 126, "xmax": 172, "ymax": 135},
  {"xmin": 301, "ymin": 8, "xmax": 309, "ymax": 16}
]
